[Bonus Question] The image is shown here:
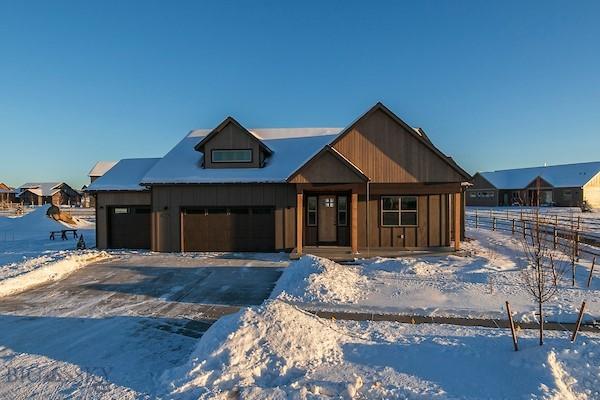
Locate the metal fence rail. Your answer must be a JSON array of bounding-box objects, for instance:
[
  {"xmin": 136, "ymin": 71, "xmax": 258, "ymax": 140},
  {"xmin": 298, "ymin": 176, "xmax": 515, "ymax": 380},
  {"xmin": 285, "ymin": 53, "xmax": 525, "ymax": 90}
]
[{"xmin": 466, "ymin": 213, "xmax": 600, "ymax": 259}]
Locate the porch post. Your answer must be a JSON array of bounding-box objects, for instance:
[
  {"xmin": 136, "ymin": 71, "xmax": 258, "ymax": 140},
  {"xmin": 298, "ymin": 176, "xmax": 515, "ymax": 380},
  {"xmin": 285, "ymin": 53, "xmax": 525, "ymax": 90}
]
[
  {"xmin": 454, "ymin": 192, "xmax": 461, "ymax": 251},
  {"xmin": 351, "ymin": 192, "xmax": 358, "ymax": 254},
  {"xmin": 296, "ymin": 192, "xmax": 303, "ymax": 255}
]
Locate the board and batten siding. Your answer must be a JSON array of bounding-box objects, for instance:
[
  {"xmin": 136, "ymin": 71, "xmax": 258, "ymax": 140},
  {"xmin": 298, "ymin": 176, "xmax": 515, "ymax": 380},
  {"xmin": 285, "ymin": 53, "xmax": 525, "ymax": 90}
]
[
  {"xmin": 95, "ymin": 191, "xmax": 152, "ymax": 249},
  {"xmin": 331, "ymin": 108, "xmax": 465, "ymax": 184},
  {"xmin": 152, "ymin": 184, "xmax": 297, "ymax": 252},
  {"xmin": 358, "ymin": 184, "xmax": 456, "ymax": 249},
  {"xmin": 202, "ymin": 122, "xmax": 264, "ymax": 169}
]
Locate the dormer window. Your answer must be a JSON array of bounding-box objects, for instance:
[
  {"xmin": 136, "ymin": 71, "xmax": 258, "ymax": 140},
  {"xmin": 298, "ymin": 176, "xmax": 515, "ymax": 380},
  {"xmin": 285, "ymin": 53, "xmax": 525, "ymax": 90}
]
[
  {"xmin": 211, "ymin": 149, "xmax": 253, "ymax": 163},
  {"xmin": 195, "ymin": 116, "xmax": 273, "ymax": 169}
]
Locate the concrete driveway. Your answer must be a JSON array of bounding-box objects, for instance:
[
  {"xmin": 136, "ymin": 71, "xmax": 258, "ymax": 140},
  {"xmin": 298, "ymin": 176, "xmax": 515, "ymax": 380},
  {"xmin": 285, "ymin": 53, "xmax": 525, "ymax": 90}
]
[{"xmin": 0, "ymin": 253, "xmax": 287, "ymax": 398}]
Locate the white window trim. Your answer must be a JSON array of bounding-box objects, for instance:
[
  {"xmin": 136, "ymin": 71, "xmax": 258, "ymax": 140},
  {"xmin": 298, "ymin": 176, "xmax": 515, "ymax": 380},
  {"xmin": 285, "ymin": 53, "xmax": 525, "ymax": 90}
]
[{"xmin": 381, "ymin": 196, "xmax": 418, "ymax": 227}]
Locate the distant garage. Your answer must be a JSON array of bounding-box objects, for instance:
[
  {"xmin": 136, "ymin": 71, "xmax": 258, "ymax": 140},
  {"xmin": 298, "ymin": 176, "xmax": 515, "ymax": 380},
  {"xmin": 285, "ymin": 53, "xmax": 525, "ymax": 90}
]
[
  {"xmin": 108, "ymin": 206, "xmax": 152, "ymax": 249},
  {"xmin": 182, "ymin": 207, "xmax": 275, "ymax": 252}
]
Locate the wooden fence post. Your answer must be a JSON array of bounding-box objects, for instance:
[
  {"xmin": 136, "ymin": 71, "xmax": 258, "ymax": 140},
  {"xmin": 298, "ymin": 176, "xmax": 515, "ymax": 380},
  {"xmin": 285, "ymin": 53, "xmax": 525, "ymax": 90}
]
[
  {"xmin": 522, "ymin": 220, "xmax": 526, "ymax": 239},
  {"xmin": 587, "ymin": 257, "xmax": 596, "ymax": 288},
  {"xmin": 475, "ymin": 213, "xmax": 478, "ymax": 229},
  {"xmin": 512, "ymin": 219, "xmax": 515, "ymax": 235},
  {"xmin": 492, "ymin": 217, "xmax": 496, "ymax": 231},
  {"xmin": 571, "ymin": 301, "xmax": 586, "ymax": 343},
  {"xmin": 553, "ymin": 227, "xmax": 557, "ymax": 250},
  {"xmin": 506, "ymin": 301, "xmax": 518, "ymax": 351}
]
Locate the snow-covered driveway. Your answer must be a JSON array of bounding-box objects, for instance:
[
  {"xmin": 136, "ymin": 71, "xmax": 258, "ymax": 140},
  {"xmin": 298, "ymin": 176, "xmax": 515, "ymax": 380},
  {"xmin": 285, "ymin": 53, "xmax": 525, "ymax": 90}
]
[{"xmin": 0, "ymin": 253, "xmax": 287, "ymax": 398}]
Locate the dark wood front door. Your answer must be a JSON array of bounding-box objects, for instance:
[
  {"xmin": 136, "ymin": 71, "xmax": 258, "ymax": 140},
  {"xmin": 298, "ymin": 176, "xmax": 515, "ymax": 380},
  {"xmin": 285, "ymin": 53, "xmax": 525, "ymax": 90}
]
[{"xmin": 318, "ymin": 195, "xmax": 337, "ymax": 243}]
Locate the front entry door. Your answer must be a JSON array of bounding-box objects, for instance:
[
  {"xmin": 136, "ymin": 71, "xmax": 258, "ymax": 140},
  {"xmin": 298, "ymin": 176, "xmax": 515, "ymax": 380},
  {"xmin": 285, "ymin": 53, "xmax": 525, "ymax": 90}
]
[{"xmin": 318, "ymin": 195, "xmax": 337, "ymax": 242}]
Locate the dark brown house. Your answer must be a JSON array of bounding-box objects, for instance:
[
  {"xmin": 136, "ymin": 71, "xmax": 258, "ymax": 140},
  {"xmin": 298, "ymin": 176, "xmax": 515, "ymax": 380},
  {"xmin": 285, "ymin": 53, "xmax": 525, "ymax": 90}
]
[
  {"xmin": 466, "ymin": 162, "xmax": 600, "ymax": 208},
  {"xmin": 17, "ymin": 182, "xmax": 81, "ymax": 206},
  {"xmin": 87, "ymin": 103, "xmax": 470, "ymax": 255},
  {"xmin": 0, "ymin": 183, "xmax": 17, "ymax": 204}
]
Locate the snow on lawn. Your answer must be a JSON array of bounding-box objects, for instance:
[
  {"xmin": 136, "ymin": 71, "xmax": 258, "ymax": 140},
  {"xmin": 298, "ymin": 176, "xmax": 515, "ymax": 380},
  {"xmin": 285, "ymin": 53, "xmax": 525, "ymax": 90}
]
[
  {"xmin": 273, "ymin": 228, "xmax": 600, "ymax": 324},
  {"xmin": 164, "ymin": 300, "xmax": 600, "ymax": 399},
  {"xmin": 0, "ymin": 206, "xmax": 105, "ymax": 296}
]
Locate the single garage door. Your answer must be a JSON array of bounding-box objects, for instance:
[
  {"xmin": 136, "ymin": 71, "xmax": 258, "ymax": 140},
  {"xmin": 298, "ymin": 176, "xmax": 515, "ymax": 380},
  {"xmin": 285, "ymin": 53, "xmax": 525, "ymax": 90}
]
[
  {"xmin": 108, "ymin": 206, "xmax": 151, "ymax": 249},
  {"xmin": 182, "ymin": 207, "xmax": 275, "ymax": 252}
]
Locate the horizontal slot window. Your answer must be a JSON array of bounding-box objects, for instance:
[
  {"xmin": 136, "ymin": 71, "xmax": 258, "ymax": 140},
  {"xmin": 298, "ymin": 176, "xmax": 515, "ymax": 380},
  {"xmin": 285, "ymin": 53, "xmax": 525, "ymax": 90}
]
[
  {"xmin": 113, "ymin": 207, "xmax": 129, "ymax": 214},
  {"xmin": 211, "ymin": 149, "xmax": 252, "ymax": 163}
]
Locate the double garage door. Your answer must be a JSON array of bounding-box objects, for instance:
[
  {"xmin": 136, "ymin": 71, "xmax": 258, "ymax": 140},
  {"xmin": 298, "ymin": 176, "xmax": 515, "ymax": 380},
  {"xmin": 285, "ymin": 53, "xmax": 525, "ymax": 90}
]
[
  {"xmin": 108, "ymin": 206, "xmax": 151, "ymax": 249},
  {"xmin": 182, "ymin": 207, "xmax": 275, "ymax": 252}
]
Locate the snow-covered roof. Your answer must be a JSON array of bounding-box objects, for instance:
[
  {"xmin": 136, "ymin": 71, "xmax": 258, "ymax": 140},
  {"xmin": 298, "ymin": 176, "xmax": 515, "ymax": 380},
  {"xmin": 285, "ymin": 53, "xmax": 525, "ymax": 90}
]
[
  {"xmin": 479, "ymin": 161, "xmax": 600, "ymax": 189},
  {"xmin": 87, "ymin": 158, "xmax": 161, "ymax": 191},
  {"xmin": 17, "ymin": 182, "xmax": 62, "ymax": 196},
  {"xmin": 88, "ymin": 161, "xmax": 118, "ymax": 177},
  {"xmin": 141, "ymin": 128, "xmax": 342, "ymax": 184}
]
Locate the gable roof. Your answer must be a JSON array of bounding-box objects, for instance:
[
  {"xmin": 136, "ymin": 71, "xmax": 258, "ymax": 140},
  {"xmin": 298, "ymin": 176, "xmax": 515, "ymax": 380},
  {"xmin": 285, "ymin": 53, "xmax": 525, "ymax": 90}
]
[
  {"xmin": 330, "ymin": 102, "xmax": 471, "ymax": 181},
  {"xmin": 17, "ymin": 182, "xmax": 63, "ymax": 197},
  {"xmin": 194, "ymin": 117, "xmax": 274, "ymax": 156},
  {"xmin": 287, "ymin": 145, "xmax": 369, "ymax": 183},
  {"xmin": 142, "ymin": 128, "xmax": 341, "ymax": 184},
  {"xmin": 478, "ymin": 161, "xmax": 600, "ymax": 189},
  {"xmin": 87, "ymin": 158, "xmax": 161, "ymax": 192},
  {"xmin": 140, "ymin": 102, "xmax": 469, "ymax": 186},
  {"xmin": 88, "ymin": 161, "xmax": 118, "ymax": 177}
]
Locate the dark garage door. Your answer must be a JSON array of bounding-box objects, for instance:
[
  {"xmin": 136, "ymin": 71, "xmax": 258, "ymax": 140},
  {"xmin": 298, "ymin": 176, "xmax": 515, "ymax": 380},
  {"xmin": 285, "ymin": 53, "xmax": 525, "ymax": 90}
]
[
  {"xmin": 182, "ymin": 207, "xmax": 275, "ymax": 252},
  {"xmin": 108, "ymin": 206, "xmax": 151, "ymax": 249}
]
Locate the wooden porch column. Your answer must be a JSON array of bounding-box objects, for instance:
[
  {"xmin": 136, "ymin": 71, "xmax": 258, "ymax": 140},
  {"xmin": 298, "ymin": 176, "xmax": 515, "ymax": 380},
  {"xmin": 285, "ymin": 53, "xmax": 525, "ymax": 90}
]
[
  {"xmin": 351, "ymin": 192, "xmax": 358, "ymax": 254},
  {"xmin": 296, "ymin": 192, "xmax": 303, "ymax": 255},
  {"xmin": 454, "ymin": 192, "xmax": 461, "ymax": 251}
]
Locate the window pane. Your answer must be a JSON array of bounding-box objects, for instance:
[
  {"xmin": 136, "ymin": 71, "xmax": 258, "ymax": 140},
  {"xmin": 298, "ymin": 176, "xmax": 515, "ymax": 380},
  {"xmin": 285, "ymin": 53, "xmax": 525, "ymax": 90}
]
[
  {"xmin": 307, "ymin": 196, "xmax": 317, "ymax": 211},
  {"xmin": 401, "ymin": 212, "xmax": 417, "ymax": 226},
  {"xmin": 212, "ymin": 149, "xmax": 252, "ymax": 163},
  {"xmin": 382, "ymin": 211, "xmax": 399, "ymax": 226},
  {"xmin": 308, "ymin": 211, "xmax": 317, "ymax": 226},
  {"xmin": 382, "ymin": 196, "xmax": 399, "ymax": 211},
  {"xmin": 401, "ymin": 197, "xmax": 417, "ymax": 211},
  {"xmin": 114, "ymin": 207, "xmax": 128, "ymax": 214},
  {"xmin": 338, "ymin": 196, "xmax": 347, "ymax": 210},
  {"xmin": 338, "ymin": 211, "xmax": 347, "ymax": 226}
]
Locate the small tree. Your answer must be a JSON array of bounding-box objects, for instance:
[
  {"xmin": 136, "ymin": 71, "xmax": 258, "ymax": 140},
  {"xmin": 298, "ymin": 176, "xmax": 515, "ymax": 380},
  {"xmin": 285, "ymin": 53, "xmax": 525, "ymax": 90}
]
[{"xmin": 519, "ymin": 179, "xmax": 567, "ymax": 345}]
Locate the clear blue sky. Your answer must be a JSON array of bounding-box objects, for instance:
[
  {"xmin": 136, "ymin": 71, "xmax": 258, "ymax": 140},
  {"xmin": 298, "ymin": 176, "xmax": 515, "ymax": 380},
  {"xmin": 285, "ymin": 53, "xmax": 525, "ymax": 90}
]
[{"xmin": 1, "ymin": 1, "xmax": 599, "ymax": 188}]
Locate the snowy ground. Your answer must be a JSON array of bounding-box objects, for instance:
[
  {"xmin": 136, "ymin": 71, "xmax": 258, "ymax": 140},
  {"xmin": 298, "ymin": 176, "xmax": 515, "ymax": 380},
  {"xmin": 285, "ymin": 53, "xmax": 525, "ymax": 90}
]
[
  {"xmin": 0, "ymin": 253, "xmax": 287, "ymax": 399},
  {"xmin": 164, "ymin": 300, "xmax": 600, "ymax": 399},
  {"xmin": 0, "ymin": 206, "xmax": 103, "ymax": 296},
  {"xmin": 273, "ymin": 227, "xmax": 600, "ymax": 324}
]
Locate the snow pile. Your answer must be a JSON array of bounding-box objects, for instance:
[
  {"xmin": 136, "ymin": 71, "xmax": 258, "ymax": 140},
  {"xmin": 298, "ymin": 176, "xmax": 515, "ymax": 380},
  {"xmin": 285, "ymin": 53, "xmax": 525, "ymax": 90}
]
[
  {"xmin": 164, "ymin": 301, "xmax": 599, "ymax": 399},
  {"xmin": 0, "ymin": 250, "xmax": 110, "ymax": 297},
  {"xmin": 164, "ymin": 300, "xmax": 353, "ymax": 398},
  {"xmin": 271, "ymin": 255, "xmax": 367, "ymax": 304}
]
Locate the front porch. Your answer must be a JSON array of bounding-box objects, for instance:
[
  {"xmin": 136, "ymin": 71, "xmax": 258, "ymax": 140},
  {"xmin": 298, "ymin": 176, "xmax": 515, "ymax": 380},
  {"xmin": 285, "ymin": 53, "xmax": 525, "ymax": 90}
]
[{"xmin": 290, "ymin": 245, "xmax": 457, "ymax": 262}]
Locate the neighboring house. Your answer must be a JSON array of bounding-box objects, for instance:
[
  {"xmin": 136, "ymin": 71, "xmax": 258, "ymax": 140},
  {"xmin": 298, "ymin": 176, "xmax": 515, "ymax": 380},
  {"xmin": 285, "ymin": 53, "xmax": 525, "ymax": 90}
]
[
  {"xmin": 17, "ymin": 182, "xmax": 81, "ymax": 206},
  {"xmin": 0, "ymin": 183, "xmax": 17, "ymax": 204},
  {"xmin": 466, "ymin": 162, "xmax": 600, "ymax": 208},
  {"xmin": 87, "ymin": 102, "xmax": 470, "ymax": 254},
  {"xmin": 83, "ymin": 161, "xmax": 118, "ymax": 207}
]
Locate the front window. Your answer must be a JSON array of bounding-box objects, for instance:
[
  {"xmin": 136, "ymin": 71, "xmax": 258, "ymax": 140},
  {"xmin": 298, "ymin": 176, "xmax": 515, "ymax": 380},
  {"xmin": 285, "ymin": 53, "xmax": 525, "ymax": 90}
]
[
  {"xmin": 338, "ymin": 196, "xmax": 348, "ymax": 226},
  {"xmin": 307, "ymin": 196, "xmax": 317, "ymax": 226},
  {"xmin": 381, "ymin": 196, "xmax": 418, "ymax": 227},
  {"xmin": 211, "ymin": 149, "xmax": 252, "ymax": 163}
]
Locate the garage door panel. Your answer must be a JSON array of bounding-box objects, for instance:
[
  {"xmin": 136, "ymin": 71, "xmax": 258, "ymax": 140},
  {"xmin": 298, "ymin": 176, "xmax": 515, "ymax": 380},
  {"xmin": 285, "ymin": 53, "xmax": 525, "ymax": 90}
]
[
  {"xmin": 109, "ymin": 206, "xmax": 151, "ymax": 249},
  {"xmin": 183, "ymin": 207, "xmax": 275, "ymax": 252}
]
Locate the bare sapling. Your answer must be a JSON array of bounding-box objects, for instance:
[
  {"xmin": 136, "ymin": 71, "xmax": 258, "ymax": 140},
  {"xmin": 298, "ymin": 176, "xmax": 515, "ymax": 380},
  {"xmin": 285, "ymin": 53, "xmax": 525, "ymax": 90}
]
[{"xmin": 519, "ymin": 179, "xmax": 568, "ymax": 345}]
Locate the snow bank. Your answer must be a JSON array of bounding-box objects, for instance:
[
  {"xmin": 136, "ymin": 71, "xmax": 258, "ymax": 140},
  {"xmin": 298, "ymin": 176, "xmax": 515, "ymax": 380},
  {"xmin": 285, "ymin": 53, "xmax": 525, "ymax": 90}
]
[
  {"xmin": 164, "ymin": 300, "xmax": 599, "ymax": 399},
  {"xmin": 271, "ymin": 255, "xmax": 367, "ymax": 304},
  {"xmin": 164, "ymin": 300, "xmax": 352, "ymax": 398},
  {"xmin": 0, "ymin": 250, "xmax": 110, "ymax": 297}
]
